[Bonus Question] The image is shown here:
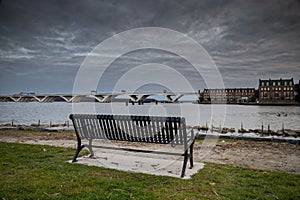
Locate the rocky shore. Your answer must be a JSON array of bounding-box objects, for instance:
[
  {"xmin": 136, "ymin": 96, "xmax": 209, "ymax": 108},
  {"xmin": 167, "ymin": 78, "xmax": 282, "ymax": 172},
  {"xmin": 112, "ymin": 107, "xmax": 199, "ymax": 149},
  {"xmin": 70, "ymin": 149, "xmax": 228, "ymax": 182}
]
[
  {"xmin": 0, "ymin": 123, "xmax": 74, "ymax": 132},
  {"xmin": 194, "ymin": 125, "xmax": 300, "ymax": 138},
  {"xmin": 1, "ymin": 123, "xmax": 300, "ymax": 145}
]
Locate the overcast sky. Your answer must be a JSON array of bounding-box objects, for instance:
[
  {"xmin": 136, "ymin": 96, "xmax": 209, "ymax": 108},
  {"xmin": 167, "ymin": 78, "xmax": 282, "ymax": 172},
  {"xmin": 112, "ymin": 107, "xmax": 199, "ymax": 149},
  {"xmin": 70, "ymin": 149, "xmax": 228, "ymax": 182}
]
[{"xmin": 0, "ymin": 0, "xmax": 299, "ymax": 95}]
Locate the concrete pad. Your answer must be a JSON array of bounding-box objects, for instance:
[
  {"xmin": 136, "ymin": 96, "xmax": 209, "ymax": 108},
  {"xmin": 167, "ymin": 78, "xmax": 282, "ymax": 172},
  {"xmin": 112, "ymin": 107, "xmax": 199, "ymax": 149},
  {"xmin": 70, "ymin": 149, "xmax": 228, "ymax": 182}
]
[{"xmin": 69, "ymin": 148, "xmax": 204, "ymax": 179}]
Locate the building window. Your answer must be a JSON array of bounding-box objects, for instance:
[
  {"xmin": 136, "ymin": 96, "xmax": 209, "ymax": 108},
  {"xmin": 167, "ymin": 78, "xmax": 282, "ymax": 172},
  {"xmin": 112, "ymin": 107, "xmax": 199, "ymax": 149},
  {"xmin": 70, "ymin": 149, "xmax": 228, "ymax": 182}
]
[{"xmin": 263, "ymin": 92, "xmax": 267, "ymax": 97}]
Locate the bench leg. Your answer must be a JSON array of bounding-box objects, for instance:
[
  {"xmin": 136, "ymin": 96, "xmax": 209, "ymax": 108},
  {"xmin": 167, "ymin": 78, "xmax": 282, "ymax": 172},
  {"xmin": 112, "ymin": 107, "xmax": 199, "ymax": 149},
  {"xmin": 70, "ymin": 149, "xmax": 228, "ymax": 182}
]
[
  {"xmin": 72, "ymin": 138, "xmax": 85, "ymax": 163},
  {"xmin": 189, "ymin": 141, "xmax": 194, "ymax": 169},
  {"xmin": 181, "ymin": 149, "xmax": 189, "ymax": 178},
  {"xmin": 87, "ymin": 139, "xmax": 94, "ymax": 158}
]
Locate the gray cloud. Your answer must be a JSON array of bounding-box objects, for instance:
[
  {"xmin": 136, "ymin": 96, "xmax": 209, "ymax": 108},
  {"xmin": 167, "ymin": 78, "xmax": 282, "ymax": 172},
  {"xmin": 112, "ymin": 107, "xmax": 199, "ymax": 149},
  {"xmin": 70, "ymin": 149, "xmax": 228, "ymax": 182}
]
[{"xmin": 0, "ymin": 0, "xmax": 299, "ymax": 94}]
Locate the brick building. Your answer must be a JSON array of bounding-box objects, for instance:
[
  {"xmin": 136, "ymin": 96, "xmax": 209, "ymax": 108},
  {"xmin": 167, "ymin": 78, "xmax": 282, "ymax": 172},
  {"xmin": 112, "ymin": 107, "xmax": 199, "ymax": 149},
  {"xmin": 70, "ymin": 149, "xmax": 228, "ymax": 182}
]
[
  {"xmin": 202, "ymin": 88, "xmax": 256, "ymax": 103},
  {"xmin": 259, "ymin": 78, "xmax": 295, "ymax": 102}
]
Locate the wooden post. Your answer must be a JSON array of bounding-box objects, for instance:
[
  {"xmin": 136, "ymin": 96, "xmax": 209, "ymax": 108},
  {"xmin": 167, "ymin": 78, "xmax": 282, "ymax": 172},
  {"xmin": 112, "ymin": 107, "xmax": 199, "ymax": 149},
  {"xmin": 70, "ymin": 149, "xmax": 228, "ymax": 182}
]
[
  {"xmin": 268, "ymin": 124, "xmax": 270, "ymax": 134},
  {"xmin": 261, "ymin": 123, "xmax": 264, "ymax": 135},
  {"xmin": 50, "ymin": 121, "xmax": 52, "ymax": 128},
  {"xmin": 38, "ymin": 120, "xmax": 40, "ymax": 126},
  {"xmin": 11, "ymin": 119, "xmax": 14, "ymax": 126},
  {"xmin": 282, "ymin": 123, "xmax": 284, "ymax": 133}
]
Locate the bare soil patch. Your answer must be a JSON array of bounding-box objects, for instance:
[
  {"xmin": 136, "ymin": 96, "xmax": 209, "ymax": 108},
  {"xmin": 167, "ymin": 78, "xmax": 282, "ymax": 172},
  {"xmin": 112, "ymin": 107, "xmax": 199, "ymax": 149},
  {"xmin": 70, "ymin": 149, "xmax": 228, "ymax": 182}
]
[
  {"xmin": 0, "ymin": 129, "xmax": 76, "ymax": 140},
  {"xmin": 199, "ymin": 141, "xmax": 300, "ymax": 174}
]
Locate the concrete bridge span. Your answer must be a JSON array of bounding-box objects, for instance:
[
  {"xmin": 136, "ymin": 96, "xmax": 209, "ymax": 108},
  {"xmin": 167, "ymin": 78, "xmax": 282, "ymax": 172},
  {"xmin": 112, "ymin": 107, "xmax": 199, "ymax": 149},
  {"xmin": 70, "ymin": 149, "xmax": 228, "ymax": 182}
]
[{"xmin": 0, "ymin": 92, "xmax": 198, "ymax": 103}]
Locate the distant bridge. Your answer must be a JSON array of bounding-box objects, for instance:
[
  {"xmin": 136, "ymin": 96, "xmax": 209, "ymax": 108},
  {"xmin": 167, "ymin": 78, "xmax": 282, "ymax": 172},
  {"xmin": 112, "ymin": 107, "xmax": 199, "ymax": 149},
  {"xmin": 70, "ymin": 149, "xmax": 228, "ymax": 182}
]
[{"xmin": 0, "ymin": 92, "xmax": 199, "ymax": 103}]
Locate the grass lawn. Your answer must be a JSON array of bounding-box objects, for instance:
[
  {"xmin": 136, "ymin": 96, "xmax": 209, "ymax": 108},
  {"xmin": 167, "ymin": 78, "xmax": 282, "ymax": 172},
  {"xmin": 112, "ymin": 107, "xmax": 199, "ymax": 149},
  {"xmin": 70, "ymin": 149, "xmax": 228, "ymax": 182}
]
[{"xmin": 0, "ymin": 142, "xmax": 299, "ymax": 199}]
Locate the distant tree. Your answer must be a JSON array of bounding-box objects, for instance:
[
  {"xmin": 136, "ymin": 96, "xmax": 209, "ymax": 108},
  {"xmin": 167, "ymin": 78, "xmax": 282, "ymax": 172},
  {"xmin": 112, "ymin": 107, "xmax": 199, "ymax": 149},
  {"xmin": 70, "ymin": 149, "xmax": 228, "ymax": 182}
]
[
  {"xmin": 254, "ymin": 90, "xmax": 259, "ymax": 101},
  {"xmin": 295, "ymin": 82, "xmax": 300, "ymax": 102},
  {"xmin": 198, "ymin": 92, "xmax": 204, "ymax": 103}
]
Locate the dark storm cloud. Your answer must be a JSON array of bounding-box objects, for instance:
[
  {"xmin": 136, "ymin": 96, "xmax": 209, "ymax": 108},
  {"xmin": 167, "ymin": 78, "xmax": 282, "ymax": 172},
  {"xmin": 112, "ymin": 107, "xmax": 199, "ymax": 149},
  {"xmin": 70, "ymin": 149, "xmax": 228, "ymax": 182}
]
[{"xmin": 0, "ymin": 0, "xmax": 299, "ymax": 94}]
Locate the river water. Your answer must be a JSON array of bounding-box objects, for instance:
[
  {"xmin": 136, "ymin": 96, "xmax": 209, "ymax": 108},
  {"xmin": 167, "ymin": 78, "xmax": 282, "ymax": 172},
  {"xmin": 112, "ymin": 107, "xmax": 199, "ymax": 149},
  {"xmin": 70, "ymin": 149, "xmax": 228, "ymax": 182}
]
[{"xmin": 0, "ymin": 102, "xmax": 299, "ymax": 131}]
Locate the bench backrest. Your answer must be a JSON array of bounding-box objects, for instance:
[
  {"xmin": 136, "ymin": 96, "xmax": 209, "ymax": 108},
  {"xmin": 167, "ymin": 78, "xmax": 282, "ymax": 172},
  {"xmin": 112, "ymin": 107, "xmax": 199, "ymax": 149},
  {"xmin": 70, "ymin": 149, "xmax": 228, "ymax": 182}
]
[{"xmin": 70, "ymin": 114, "xmax": 190, "ymax": 145}]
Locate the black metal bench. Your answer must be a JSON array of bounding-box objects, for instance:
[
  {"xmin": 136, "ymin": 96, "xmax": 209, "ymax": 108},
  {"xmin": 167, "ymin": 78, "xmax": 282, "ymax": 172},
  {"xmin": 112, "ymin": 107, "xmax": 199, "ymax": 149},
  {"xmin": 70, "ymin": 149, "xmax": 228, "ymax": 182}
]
[{"xmin": 69, "ymin": 114, "xmax": 195, "ymax": 177}]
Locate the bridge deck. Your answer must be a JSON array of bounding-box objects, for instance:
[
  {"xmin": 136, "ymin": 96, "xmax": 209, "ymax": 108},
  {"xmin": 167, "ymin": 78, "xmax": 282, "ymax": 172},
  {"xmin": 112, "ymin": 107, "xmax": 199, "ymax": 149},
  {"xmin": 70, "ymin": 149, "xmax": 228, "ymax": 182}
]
[{"xmin": 0, "ymin": 92, "xmax": 198, "ymax": 103}]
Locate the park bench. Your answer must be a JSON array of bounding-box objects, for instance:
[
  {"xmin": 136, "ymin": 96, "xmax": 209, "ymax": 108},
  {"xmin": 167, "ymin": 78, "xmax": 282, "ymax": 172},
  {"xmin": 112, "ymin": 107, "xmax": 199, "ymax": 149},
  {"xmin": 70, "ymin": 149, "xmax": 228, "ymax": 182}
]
[{"xmin": 69, "ymin": 114, "xmax": 195, "ymax": 177}]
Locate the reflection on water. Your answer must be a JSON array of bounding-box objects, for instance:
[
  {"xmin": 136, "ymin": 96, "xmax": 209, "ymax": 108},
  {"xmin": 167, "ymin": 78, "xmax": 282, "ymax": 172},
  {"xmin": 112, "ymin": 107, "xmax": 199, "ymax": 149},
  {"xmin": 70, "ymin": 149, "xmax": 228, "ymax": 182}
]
[{"xmin": 0, "ymin": 102, "xmax": 299, "ymax": 131}]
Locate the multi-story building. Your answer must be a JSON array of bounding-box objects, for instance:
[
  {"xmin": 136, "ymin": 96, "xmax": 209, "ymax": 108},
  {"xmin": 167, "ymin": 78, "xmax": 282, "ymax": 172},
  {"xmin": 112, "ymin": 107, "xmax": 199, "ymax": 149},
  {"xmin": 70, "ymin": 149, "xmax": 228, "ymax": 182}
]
[
  {"xmin": 202, "ymin": 88, "xmax": 256, "ymax": 103},
  {"xmin": 259, "ymin": 78, "xmax": 295, "ymax": 102}
]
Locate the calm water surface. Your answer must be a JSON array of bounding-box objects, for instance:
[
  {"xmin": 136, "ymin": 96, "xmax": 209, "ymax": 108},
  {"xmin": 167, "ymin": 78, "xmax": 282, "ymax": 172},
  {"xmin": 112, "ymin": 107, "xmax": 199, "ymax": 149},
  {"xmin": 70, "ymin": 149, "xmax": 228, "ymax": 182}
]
[{"xmin": 0, "ymin": 102, "xmax": 299, "ymax": 131}]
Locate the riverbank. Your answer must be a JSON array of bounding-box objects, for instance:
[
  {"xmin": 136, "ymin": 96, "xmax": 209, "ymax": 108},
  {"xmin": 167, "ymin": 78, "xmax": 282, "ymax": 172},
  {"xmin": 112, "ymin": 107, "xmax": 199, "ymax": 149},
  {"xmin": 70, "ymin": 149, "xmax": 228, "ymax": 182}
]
[
  {"xmin": 198, "ymin": 102, "xmax": 300, "ymax": 106},
  {"xmin": 0, "ymin": 123, "xmax": 74, "ymax": 132},
  {"xmin": 193, "ymin": 124, "xmax": 300, "ymax": 142},
  {"xmin": 0, "ymin": 129, "xmax": 299, "ymax": 174}
]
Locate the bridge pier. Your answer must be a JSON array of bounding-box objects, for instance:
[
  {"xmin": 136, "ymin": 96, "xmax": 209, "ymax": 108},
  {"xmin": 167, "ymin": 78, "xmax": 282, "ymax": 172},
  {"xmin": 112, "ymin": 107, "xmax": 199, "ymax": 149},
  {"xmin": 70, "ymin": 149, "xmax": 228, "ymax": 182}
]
[
  {"xmin": 163, "ymin": 94, "xmax": 184, "ymax": 103},
  {"xmin": 129, "ymin": 94, "xmax": 150, "ymax": 103}
]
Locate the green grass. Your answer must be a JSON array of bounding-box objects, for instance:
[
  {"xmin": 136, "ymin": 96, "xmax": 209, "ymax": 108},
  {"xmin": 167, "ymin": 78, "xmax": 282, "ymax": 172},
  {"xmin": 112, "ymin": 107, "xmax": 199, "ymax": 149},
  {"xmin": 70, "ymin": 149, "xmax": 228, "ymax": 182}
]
[{"xmin": 0, "ymin": 142, "xmax": 299, "ymax": 199}]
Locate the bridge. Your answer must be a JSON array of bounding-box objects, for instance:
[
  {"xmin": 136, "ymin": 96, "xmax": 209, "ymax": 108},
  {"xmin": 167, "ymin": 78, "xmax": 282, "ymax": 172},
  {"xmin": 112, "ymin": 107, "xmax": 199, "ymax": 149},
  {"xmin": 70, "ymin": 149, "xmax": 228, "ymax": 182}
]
[{"xmin": 0, "ymin": 92, "xmax": 199, "ymax": 103}]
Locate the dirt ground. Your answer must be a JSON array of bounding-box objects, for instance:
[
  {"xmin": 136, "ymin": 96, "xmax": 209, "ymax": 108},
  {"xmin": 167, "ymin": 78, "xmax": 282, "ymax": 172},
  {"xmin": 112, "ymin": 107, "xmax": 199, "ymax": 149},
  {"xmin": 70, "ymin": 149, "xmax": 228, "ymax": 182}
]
[{"xmin": 0, "ymin": 130, "xmax": 299, "ymax": 174}]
